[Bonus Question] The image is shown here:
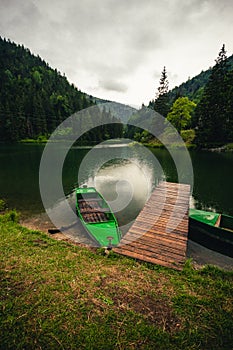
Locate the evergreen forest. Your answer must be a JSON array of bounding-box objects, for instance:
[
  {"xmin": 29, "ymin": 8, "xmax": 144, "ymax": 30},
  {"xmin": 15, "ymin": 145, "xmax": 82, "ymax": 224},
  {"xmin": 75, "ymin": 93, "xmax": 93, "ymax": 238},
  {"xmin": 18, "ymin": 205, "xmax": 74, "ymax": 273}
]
[
  {"xmin": 1, "ymin": 37, "xmax": 233, "ymax": 147},
  {"xmin": 0, "ymin": 37, "xmax": 96, "ymax": 142},
  {"xmin": 146, "ymin": 45, "xmax": 233, "ymax": 146}
]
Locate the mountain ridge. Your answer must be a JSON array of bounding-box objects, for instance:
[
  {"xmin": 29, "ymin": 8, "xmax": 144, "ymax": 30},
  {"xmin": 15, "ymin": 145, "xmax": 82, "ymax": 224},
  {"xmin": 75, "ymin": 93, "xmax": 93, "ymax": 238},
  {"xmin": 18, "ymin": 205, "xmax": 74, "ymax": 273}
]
[
  {"xmin": 166, "ymin": 54, "xmax": 233, "ymax": 104},
  {"xmin": 0, "ymin": 36, "xmax": 95, "ymax": 141}
]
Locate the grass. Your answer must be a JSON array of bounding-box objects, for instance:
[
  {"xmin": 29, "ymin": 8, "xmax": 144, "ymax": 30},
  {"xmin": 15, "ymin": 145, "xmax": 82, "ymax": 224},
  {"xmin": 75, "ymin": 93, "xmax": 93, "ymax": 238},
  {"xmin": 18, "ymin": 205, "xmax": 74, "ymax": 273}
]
[
  {"xmin": 1, "ymin": 212, "xmax": 233, "ymax": 349},
  {"xmin": 19, "ymin": 135, "xmax": 49, "ymax": 143}
]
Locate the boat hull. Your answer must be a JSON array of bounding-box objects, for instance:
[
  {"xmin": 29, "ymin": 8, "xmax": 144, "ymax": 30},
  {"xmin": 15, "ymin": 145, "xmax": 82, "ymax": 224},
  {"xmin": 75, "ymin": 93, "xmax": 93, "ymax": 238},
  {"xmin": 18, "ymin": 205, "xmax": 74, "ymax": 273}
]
[
  {"xmin": 76, "ymin": 187, "xmax": 121, "ymax": 247},
  {"xmin": 188, "ymin": 211, "xmax": 233, "ymax": 258}
]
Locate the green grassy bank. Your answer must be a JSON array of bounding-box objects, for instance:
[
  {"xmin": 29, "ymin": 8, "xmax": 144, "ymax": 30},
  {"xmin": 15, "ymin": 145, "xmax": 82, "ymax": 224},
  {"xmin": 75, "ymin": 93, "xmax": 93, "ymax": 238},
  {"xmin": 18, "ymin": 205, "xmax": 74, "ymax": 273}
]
[{"xmin": 1, "ymin": 212, "xmax": 233, "ymax": 349}]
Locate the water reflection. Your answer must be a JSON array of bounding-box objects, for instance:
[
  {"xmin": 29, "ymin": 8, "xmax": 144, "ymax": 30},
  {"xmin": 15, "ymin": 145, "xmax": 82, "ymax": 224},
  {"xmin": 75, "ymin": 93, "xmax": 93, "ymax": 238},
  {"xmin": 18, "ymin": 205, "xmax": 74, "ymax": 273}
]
[
  {"xmin": 0, "ymin": 144, "xmax": 232, "ymax": 218},
  {"xmin": 73, "ymin": 142, "xmax": 167, "ymax": 230},
  {"xmin": 84, "ymin": 159, "xmax": 159, "ymax": 229},
  {"xmin": 189, "ymin": 150, "xmax": 233, "ymax": 214}
]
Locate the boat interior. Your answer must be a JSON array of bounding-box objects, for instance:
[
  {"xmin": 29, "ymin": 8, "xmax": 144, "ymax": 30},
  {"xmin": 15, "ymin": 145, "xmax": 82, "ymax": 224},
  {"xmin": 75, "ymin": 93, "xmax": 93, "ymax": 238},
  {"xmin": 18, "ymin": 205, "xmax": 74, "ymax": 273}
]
[{"xmin": 78, "ymin": 197, "xmax": 110, "ymax": 223}]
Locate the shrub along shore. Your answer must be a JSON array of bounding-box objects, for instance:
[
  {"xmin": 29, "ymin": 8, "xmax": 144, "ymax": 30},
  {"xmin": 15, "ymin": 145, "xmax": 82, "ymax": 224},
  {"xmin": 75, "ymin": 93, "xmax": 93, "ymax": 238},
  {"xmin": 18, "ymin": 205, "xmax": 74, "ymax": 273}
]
[{"xmin": 0, "ymin": 211, "xmax": 233, "ymax": 349}]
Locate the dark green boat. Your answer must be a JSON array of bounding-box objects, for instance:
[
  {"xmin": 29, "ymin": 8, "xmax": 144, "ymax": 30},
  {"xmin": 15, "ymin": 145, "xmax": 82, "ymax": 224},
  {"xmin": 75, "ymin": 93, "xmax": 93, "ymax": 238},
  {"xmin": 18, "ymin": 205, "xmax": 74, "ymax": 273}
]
[
  {"xmin": 76, "ymin": 187, "xmax": 121, "ymax": 247},
  {"xmin": 189, "ymin": 209, "xmax": 233, "ymax": 258}
]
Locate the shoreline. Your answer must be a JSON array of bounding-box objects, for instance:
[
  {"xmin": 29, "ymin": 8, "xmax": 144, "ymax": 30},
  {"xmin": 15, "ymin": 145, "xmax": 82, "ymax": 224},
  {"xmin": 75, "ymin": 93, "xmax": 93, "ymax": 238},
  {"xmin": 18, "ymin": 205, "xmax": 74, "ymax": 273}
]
[
  {"xmin": 21, "ymin": 212, "xmax": 233, "ymax": 271},
  {"xmin": 2, "ymin": 139, "xmax": 233, "ymax": 153}
]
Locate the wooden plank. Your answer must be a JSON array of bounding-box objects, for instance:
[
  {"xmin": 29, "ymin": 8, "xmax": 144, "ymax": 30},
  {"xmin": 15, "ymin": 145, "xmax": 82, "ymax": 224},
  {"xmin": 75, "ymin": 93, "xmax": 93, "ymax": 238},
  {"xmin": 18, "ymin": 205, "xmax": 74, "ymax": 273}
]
[
  {"xmin": 147, "ymin": 189, "xmax": 188, "ymax": 197},
  {"xmin": 145, "ymin": 207, "xmax": 189, "ymax": 216},
  {"xmin": 120, "ymin": 236, "xmax": 187, "ymax": 258},
  {"xmin": 113, "ymin": 181, "xmax": 190, "ymax": 270},
  {"xmin": 150, "ymin": 193, "xmax": 189, "ymax": 201},
  {"xmin": 130, "ymin": 225, "xmax": 188, "ymax": 241},
  {"xmin": 136, "ymin": 213, "xmax": 189, "ymax": 225},
  {"xmin": 135, "ymin": 211, "xmax": 188, "ymax": 222},
  {"xmin": 114, "ymin": 246, "xmax": 183, "ymax": 266},
  {"xmin": 132, "ymin": 219, "xmax": 189, "ymax": 234},
  {"xmin": 152, "ymin": 184, "xmax": 190, "ymax": 192},
  {"xmin": 114, "ymin": 247, "xmax": 184, "ymax": 270},
  {"xmin": 142, "ymin": 208, "xmax": 189, "ymax": 217},
  {"xmin": 122, "ymin": 230, "xmax": 187, "ymax": 249},
  {"xmin": 117, "ymin": 241, "xmax": 186, "ymax": 261},
  {"xmin": 145, "ymin": 200, "xmax": 189, "ymax": 209},
  {"xmin": 134, "ymin": 214, "xmax": 189, "ymax": 224}
]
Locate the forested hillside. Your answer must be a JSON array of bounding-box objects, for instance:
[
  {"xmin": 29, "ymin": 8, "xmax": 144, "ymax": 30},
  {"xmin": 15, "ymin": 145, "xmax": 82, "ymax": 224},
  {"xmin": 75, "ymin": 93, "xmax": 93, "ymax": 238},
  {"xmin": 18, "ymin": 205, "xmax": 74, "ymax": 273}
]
[
  {"xmin": 145, "ymin": 45, "xmax": 233, "ymax": 146},
  {"xmin": 1, "ymin": 37, "xmax": 233, "ymax": 146},
  {"xmin": 149, "ymin": 53, "xmax": 233, "ymax": 109},
  {"xmin": 0, "ymin": 37, "xmax": 94, "ymax": 141},
  {"xmin": 167, "ymin": 54, "xmax": 233, "ymax": 105}
]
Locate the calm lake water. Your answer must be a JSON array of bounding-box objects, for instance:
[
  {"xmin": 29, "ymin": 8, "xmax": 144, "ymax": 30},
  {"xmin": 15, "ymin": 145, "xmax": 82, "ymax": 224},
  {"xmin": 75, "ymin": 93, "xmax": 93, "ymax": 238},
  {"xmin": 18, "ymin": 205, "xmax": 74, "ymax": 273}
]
[{"xmin": 0, "ymin": 143, "xmax": 233, "ymax": 226}]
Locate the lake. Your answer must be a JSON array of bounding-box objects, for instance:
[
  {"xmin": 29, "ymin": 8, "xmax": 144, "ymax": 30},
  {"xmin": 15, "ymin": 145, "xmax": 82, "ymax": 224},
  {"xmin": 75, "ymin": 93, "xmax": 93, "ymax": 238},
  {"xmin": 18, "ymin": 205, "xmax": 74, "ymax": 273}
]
[{"xmin": 0, "ymin": 143, "xmax": 232, "ymax": 227}]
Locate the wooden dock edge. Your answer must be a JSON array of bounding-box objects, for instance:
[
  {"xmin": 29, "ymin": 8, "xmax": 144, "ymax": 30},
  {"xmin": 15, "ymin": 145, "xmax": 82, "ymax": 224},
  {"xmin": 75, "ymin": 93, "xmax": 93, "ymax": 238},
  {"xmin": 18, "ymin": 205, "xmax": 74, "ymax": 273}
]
[{"xmin": 113, "ymin": 181, "xmax": 190, "ymax": 270}]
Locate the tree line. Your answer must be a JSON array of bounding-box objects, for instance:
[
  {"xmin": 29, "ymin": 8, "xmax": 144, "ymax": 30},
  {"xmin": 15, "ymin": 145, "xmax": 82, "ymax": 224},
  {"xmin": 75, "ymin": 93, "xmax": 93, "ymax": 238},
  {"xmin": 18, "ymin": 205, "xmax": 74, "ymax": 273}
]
[
  {"xmin": 144, "ymin": 45, "xmax": 233, "ymax": 146},
  {"xmin": 1, "ymin": 37, "xmax": 232, "ymax": 146},
  {"xmin": 0, "ymin": 37, "xmax": 95, "ymax": 142}
]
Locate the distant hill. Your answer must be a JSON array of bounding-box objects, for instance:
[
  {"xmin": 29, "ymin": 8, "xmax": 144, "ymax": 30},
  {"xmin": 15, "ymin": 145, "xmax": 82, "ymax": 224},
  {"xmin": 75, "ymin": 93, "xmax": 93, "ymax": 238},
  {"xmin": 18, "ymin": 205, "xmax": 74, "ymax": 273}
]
[
  {"xmin": 166, "ymin": 54, "xmax": 233, "ymax": 105},
  {"xmin": 143, "ymin": 50, "xmax": 233, "ymax": 146},
  {"xmin": 0, "ymin": 37, "xmax": 95, "ymax": 141},
  {"xmin": 148, "ymin": 54, "xmax": 233, "ymax": 111}
]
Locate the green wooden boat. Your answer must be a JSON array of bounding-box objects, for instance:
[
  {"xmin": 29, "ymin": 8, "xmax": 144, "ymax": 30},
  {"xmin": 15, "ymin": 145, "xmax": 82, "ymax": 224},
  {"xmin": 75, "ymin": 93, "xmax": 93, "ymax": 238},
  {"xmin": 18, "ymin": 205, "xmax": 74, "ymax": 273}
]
[
  {"xmin": 189, "ymin": 208, "xmax": 233, "ymax": 258},
  {"xmin": 76, "ymin": 187, "xmax": 121, "ymax": 247}
]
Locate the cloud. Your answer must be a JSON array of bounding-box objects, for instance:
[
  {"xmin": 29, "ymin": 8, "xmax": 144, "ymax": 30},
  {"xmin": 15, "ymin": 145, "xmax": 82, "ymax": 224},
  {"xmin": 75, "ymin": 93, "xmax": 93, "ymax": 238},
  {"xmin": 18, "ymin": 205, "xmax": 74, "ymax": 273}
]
[
  {"xmin": 0, "ymin": 0, "xmax": 233, "ymax": 104},
  {"xmin": 0, "ymin": 1, "xmax": 41, "ymax": 42},
  {"xmin": 98, "ymin": 79, "xmax": 128, "ymax": 93}
]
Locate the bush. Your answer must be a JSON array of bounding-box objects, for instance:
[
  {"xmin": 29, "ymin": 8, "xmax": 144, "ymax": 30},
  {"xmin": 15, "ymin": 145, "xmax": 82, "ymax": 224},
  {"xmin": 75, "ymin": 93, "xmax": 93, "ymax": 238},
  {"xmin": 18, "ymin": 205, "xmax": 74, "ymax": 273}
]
[
  {"xmin": 225, "ymin": 143, "xmax": 233, "ymax": 151},
  {"xmin": 0, "ymin": 199, "xmax": 6, "ymax": 212},
  {"xmin": 181, "ymin": 129, "xmax": 195, "ymax": 143}
]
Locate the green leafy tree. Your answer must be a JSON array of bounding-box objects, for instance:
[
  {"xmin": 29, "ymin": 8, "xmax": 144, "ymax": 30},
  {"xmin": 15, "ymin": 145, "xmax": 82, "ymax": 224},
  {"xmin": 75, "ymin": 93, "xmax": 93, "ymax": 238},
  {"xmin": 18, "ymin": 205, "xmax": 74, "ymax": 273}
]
[{"xmin": 167, "ymin": 97, "xmax": 196, "ymax": 132}]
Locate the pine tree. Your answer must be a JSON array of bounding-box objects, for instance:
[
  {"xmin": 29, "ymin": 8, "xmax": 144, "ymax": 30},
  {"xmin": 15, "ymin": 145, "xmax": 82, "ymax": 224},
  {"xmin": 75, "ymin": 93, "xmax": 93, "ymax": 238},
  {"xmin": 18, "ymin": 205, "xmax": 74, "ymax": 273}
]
[
  {"xmin": 225, "ymin": 69, "xmax": 233, "ymax": 142},
  {"xmin": 154, "ymin": 66, "xmax": 170, "ymax": 117},
  {"xmin": 215, "ymin": 44, "xmax": 227, "ymax": 65},
  {"xmin": 0, "ymin": 37, "xmax": 95, "ymax": 141},
  {"xmin": 156, "ymin": 66, "xmax": 169, "ymax": 98},
  {"xmin": 195, "ymin": 44, "xmax": 229, "ymax": 145}
]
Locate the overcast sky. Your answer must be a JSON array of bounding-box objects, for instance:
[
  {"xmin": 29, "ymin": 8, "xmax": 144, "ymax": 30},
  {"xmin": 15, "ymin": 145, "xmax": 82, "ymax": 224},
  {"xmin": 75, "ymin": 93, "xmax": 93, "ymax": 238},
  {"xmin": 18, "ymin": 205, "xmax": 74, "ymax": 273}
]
[{"xmin": 0, "ymin": 0, "xmax": 233, "ymax": 106}]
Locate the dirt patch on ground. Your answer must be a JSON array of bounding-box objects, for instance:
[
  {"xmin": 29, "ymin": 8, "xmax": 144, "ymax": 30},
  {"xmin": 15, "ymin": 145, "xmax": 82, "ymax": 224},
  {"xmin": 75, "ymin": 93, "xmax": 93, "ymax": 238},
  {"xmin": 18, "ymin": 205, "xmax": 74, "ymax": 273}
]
[
  {"xmin": 20, "ymin": 212, "xmax": 95, "ymax": 246},
  {"xmin": 113, "ymin": 291, "xmax": 181, "ymax": 332},
  {"xmin": 20, "ymin": 212, "xmax": 56, "ymax": 233}
]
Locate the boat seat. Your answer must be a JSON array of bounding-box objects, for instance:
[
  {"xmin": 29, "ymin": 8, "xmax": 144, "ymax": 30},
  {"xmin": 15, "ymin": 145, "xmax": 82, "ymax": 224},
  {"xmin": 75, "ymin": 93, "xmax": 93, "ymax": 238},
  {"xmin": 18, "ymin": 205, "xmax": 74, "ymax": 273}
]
[
  {"xmin": 78, "ymin": 198, "xmax": 102, "ymax": 203},
  {"xmin": 80, "ymin": 208, "xmax": 110, "ymax": 214},
  {"xmin": 82, "ymin": 212, "xmax": 108, "ymax": 223}
]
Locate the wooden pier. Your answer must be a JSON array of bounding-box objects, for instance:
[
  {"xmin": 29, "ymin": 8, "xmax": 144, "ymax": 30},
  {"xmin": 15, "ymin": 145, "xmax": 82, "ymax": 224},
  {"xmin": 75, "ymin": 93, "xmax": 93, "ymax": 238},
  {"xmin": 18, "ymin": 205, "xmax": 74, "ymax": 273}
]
[{"xmin": 113, "ymin": 182, "xmax": 190, "ymax": 270}]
